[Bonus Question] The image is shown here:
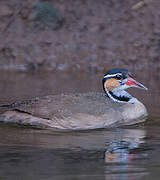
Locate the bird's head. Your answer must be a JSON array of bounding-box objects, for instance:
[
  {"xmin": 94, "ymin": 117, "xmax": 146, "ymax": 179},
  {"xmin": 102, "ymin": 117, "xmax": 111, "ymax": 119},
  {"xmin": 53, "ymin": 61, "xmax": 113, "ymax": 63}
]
[{"xmin": 103, "ymin": 68, "xmax": 147, "ymax": 103}]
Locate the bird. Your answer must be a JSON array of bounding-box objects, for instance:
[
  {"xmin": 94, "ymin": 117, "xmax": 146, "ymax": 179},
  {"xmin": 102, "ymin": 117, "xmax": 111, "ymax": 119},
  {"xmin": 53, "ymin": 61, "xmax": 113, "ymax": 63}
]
[
  {"xmin": 0, "ymin": 68, "xmax": 148, "ymax": 130},
  {"xmin": 102, "ymin": 68, "xmax": 147, "ymax": 103}
]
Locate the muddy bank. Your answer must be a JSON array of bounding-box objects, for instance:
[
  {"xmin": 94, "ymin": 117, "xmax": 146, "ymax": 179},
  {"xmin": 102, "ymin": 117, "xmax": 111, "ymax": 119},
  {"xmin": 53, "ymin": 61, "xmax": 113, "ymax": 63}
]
[{"xmin": 0, "ymin": 0, "xmax": 160, "ymax": 73}]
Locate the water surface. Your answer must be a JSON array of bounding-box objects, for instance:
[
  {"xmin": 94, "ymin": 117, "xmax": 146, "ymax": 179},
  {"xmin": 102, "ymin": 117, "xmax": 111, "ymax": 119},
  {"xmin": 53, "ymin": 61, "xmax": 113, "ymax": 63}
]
[{"xmin": 0, "ymin": 71, "xmax": 159, "ymax": 180}]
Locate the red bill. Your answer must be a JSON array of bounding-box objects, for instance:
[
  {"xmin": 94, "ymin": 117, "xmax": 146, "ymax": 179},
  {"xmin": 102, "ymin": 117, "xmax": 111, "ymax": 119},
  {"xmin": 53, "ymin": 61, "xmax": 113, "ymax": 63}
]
[{"xmin": 125, "ymin": 78, "xmax": 148, "ymax": 90}]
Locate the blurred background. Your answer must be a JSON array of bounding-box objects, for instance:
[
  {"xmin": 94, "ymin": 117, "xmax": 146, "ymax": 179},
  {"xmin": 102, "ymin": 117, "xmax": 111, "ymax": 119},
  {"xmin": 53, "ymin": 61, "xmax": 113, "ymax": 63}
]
[
  {"xmin": 1, "ymin": 0, "xmax": 160, "ymax": 73},
  {"xmin": 0, "ymin": 1, "xmax": 160, "ymax": 180}
]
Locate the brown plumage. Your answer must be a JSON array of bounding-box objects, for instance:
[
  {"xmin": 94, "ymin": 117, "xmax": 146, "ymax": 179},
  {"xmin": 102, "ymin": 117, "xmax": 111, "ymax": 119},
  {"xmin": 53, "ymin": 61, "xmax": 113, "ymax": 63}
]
[
  {"xmin": 105, "ymin": 78, "xmax": 120, "ymax": 91},
  {"xmin": 0, "ymin": 92, "xmax": 147, "ymax": 130}
]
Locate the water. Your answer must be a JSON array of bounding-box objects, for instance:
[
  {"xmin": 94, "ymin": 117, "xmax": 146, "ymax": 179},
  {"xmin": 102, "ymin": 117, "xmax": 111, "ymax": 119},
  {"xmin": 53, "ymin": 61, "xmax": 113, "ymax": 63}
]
[
  {"xmin": 0, "ymin": 70, "xmax": 159, "ymax": 180},
  {"xmin": 0, "ymin": 124, "xmax": 160, "ymax": 180}
]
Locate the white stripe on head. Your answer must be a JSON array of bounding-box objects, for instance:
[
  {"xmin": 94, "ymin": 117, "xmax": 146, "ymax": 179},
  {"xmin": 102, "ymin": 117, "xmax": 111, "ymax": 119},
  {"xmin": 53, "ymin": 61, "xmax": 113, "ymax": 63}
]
[{"xmin": 104, "ymin": 73, "xmax": 122, "ymax": 79}]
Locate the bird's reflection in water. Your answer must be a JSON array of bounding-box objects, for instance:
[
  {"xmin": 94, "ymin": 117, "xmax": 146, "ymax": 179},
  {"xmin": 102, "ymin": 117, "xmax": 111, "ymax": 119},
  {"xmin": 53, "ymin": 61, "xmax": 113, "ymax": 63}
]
[{"xmin": 104, "ymin": 128, "xmax": 149, "ymax": 180}]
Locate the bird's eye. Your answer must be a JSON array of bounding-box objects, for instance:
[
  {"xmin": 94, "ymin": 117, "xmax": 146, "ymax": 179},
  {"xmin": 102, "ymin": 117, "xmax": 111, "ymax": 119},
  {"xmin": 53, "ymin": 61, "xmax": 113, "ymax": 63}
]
[{"xmin": 116, "ymin": 74, "xmax": 123, "ymax": 80}]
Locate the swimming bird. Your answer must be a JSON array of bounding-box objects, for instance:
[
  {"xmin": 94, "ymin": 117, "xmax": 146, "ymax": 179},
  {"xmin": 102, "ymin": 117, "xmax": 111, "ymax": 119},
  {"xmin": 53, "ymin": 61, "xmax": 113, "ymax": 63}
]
[{"xmin": 0, "ymin": 68, "xmax": 148, "ymax": 130}]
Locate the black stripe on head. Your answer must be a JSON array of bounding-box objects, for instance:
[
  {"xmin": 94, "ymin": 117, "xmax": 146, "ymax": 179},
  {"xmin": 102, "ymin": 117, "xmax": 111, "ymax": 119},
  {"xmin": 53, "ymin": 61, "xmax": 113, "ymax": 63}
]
[
  {"xmin": 102, "ymin": 78, "xmax": 108, "ymax": 96},
  {"xmin": 106, "ymin": 68, "xmax": 128, "ymax": 75},
  {"xmin": 109, "ymin": 91, "xmax": 130, "ymax": 102},
  {"xmin": 103, "ymin": 68, "xmax": 132, "ymax": 82}
]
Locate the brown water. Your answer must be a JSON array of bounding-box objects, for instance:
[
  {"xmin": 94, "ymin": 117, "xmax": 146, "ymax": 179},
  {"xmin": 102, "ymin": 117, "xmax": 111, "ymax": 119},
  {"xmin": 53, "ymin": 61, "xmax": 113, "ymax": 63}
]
[{"xmin": 0, "ymin": 71, "xmax": 160, "ymax": 180}]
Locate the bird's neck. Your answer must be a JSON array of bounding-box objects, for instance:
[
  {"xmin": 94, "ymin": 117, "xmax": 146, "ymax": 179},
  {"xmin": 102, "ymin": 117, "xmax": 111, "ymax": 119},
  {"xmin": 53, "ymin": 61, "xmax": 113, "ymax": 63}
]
[{"xmin": 106, "ymin": 89, "xmax": 137, "ymax": 103}]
